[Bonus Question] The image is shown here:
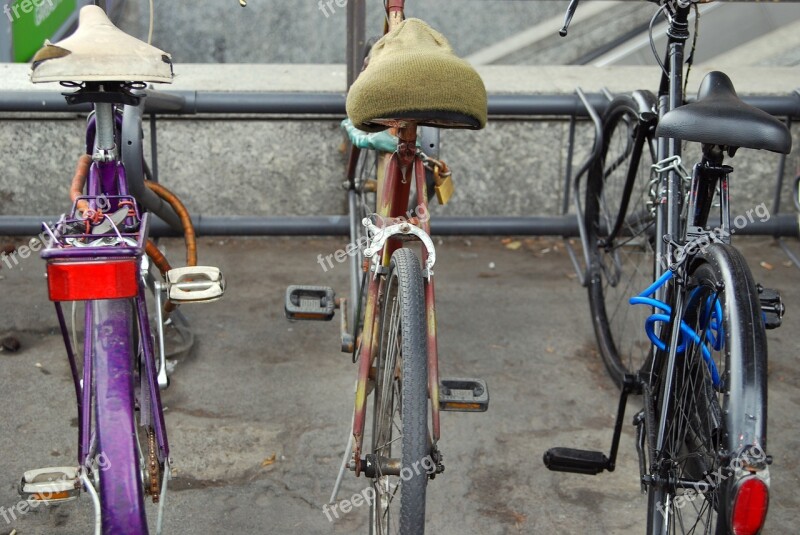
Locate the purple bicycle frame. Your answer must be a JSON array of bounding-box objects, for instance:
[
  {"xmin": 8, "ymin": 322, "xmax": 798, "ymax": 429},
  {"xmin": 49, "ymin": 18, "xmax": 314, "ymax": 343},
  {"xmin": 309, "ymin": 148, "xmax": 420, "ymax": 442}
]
[{"xmin": 46, "ymin": 113, "xmax": 169, "ymax": 534}]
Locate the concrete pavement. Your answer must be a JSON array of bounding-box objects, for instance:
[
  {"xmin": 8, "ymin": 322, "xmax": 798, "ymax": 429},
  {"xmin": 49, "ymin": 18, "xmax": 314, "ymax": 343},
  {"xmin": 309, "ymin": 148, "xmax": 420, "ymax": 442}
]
[{"xmin": 0, "ymin": 235, "xmax": 799, "ymax": 534}]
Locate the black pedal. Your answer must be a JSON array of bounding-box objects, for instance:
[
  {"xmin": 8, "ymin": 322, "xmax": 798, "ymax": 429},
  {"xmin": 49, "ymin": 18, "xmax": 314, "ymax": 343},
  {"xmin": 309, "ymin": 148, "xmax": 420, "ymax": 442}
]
[
  {"xmin": 757, "ymin": 285, "xmax": 784, "ymax": 330},
  {"xmin": 285, "ymin": 285, "xmax": 335, "ymax": 321},
  {"xmin": 439, "ymin": 378, "xmax": 489, "ymax": 412},
  {"xmin": 543, "ymin": 447, "xmax": 608, "ymax": 475}
]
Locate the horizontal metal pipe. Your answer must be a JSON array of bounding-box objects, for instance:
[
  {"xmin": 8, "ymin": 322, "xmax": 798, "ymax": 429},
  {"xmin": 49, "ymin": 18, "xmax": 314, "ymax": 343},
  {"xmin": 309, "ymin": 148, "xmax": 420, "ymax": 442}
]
[
  {"xmin": 2, "ymin": 214, "xmax": 797, "ymax": 238},
  {"xmin": 431, "ymin": 216, "xmax": 580, "ymax": 236},
  {"xmin": 3, "ymin": 91, "xmax": 799, "ymax": 119}
]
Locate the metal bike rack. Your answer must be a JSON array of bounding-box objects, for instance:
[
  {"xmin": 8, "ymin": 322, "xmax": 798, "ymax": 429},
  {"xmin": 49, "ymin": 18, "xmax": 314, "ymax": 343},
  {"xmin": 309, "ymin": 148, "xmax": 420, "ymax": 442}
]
[
  {"xmin": 2, "ymin": 213, "xmax": 798, "ymax": 239},
  {"xmin": 3, "ymin": 90, "xmax": 799, "ymax": 117},
  {"xmin": 1, "ymin": 90, "xmax": 799, "ymax": 241}
]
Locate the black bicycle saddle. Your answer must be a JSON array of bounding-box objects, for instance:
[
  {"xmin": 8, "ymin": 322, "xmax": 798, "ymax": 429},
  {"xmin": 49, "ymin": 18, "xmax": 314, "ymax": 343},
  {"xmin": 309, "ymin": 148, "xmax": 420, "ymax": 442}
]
[{"xmin": 656, "ymin": 71, "xmax": 791, "ymax": 154}]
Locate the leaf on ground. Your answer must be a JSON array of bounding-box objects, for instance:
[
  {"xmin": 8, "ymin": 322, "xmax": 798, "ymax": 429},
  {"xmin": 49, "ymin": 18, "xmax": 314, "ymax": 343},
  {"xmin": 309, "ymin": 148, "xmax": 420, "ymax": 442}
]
[
  {"xmin": 261, "ymin": 453, "xmax": 277, "ymax": 467},
  {"xmin": 505, "ymin": 241, "xmax": 522, "ymax": 250}
]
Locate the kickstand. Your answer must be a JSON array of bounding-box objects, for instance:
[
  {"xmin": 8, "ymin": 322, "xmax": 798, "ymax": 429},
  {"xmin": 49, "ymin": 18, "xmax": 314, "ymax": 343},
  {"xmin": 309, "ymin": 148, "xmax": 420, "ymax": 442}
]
[{"xmin": 330, "ymin": 401, "xmax": 356, "ymax": 504}]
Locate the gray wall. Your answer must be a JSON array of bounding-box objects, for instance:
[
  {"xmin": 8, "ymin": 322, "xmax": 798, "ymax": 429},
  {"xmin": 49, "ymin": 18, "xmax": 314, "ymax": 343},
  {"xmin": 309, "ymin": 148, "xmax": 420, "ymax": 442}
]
[
  {"xmin": 115, "ymin": 0, "xmax": 564, "ymax": 64},
  {"xmin": 0, "ymin": 110, "xmax": 795, "ymax": 222}
]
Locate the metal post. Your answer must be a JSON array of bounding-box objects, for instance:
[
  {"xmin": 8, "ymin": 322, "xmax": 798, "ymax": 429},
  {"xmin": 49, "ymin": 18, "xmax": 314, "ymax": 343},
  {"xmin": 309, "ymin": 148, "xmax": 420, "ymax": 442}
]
[{"xmin": 346, "ymin": 0, "xmax": 367, "ymax": 88}]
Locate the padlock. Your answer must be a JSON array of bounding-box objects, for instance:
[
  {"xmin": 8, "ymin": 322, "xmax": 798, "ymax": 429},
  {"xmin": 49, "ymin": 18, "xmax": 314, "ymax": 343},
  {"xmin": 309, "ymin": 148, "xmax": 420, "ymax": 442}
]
[{"xmin": 434, "ymin": 165, "xmax": 454, "ymax": 205}]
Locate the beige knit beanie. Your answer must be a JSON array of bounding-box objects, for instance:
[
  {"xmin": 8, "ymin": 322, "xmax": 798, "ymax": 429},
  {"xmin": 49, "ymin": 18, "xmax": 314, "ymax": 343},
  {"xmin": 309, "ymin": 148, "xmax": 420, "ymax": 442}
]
[{"xmin": 347, "ymin": 18, "xmax": 487, "ymax": 132}]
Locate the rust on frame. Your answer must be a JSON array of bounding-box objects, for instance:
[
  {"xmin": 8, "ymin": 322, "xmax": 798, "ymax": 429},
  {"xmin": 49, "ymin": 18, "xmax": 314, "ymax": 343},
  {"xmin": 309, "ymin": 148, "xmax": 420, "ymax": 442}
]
[{"xmin": 415, "ymin": 156, "xmax": 441, "ymax": 442}]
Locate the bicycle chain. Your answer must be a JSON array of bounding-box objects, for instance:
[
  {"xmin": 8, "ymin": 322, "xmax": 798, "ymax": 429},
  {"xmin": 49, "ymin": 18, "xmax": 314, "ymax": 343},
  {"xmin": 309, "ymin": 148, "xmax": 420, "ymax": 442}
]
[{"xmin": 147, "ymin": 427, "xmax": 162, "ymax": 503}]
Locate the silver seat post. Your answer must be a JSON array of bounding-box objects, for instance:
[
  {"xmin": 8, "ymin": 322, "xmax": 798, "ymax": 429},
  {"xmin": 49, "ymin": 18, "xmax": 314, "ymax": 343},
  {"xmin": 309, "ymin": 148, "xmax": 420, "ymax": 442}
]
[{"xmin": 94, "ymin": 95, "xmax": 116, "ymax": 162}]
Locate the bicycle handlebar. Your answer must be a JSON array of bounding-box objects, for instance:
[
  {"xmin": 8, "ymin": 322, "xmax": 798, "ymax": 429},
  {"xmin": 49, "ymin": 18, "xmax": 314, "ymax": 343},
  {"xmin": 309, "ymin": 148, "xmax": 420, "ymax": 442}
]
[
  {"xmin": 560, "ymin": 0, "xmax": 581, "ymax": 36},
  {"xmin": 559, "ymin": 0, "xmax": 798, "ymax": 37}
]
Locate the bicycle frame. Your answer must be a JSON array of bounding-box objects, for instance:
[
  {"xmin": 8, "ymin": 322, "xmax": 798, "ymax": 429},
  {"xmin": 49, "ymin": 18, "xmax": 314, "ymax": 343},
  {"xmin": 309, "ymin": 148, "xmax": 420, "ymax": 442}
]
[
  {"xmin": 42, "ymin": 101, "xmax": 168, "ymax": 532},
  {"xmin": 640, "ymin": 6, "xmax": 772, "ymax": 532},
  {"xmin": 350, "ymin": 123, "xmax": 442, "ymax": 469},
  {"xmin": 653, "ymin": 2, "xmax": 691, "ymax": 291}
]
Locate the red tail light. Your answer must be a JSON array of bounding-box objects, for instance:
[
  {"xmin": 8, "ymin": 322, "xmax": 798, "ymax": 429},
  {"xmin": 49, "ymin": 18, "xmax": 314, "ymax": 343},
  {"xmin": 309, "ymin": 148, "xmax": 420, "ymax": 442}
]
[
  {"xmin": 731, "ymin": 476, "xmax": 769, "ymax": 535},
  {"xmin": 47, "ymin": 260, "xmax": 139, "ymax": 301}
]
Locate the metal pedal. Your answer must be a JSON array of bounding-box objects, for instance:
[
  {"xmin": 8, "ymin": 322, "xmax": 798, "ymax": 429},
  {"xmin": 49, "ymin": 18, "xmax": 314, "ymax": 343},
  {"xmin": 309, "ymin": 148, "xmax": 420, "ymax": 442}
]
[
  {"xmin": 543, "ymin": 447, "xmax": 609, "ymax": 475},
  {"xmin": 544, "ymin": 375, "xmax": 636, "ymax": 476},
  {"xmin": 439, "ymin": 378, "xmax": 489, "ymax": 412},
  {"xmin": 757, "ymin": 285, "xmax": 784, "ymax": 329},
  {"xmin": 19, "ymin": 466, "xmax": 81, "ymax": 504},
  {"xmin": 285, "ymin": 285, "xmax": 335, "ymax": 321},
  {"xmin": 166, "ymin": 266, "xmax": 225, "ymax": 303}
]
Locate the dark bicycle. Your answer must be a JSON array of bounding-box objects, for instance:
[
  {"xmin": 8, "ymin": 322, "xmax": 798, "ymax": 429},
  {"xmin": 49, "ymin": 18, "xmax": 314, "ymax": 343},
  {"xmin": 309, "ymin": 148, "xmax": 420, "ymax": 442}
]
[{"xmin": 544, "ymin": 1, "xmax": 791, "ymax": 534}]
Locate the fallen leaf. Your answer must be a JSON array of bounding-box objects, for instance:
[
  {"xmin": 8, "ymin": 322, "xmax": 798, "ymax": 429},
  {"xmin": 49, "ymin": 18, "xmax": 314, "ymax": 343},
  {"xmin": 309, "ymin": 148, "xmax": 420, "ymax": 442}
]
[
  {"xmin": 505, "ymin": 241, "xmax": 522, "ymax": 250},
  {"xmin": 261, "ymin": 453, "xmax": 277, "ymax": 467},
  {"xmin": 760, "ymin": 261, "xmax": 773, "ymax": 271},
  {"xmin": 500, "ymin": 238, "xmax": 513, "ymax": 245}
]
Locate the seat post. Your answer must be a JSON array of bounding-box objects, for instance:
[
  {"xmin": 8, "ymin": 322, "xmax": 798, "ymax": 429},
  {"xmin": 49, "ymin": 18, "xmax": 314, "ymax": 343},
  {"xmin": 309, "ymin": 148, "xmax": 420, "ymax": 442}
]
[
  {"xmin": 396, "ymin": 123, "xmax": 417, "ymax": 167},
  {"xmin": 94, "ymin": 92, "xmax": 116, "ymax": 162}
]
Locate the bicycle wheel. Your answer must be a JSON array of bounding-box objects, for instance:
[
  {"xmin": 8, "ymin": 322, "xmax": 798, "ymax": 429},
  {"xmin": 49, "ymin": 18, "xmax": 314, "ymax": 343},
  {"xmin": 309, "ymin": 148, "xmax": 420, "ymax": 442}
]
[
  {"xmin": 369, "ymin": 248, "xmax": 429, "ymax": 535},
  {"xmin": 646, "ymin": 244, "xmax": 769, "ymax": 535},
  {"xmin": 94, "ymin": 299, "xmax": 150, "ymax": 535},
  {"xmin": 585, "ymin": 94, "xmax": 657, "ymax": 387}
]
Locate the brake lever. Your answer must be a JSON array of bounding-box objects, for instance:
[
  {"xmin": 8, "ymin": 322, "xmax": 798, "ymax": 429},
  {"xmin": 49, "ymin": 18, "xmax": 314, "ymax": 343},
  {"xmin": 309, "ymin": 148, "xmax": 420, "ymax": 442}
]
[{"xmin": 559, "ymin": 0, "xmax": 581, "ymax": 37}]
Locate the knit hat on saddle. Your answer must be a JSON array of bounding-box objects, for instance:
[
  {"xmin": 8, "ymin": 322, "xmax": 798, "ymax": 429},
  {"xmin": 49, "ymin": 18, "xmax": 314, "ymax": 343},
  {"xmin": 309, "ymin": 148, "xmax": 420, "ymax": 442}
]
[{"xmin": 347, "ymin": 18, "xmax": 487, "ymax": 132}]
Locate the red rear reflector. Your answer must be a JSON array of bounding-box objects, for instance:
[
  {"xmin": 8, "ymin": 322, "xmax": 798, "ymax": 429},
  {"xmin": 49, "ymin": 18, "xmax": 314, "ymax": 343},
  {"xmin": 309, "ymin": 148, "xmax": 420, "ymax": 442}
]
[
  {"xmin": 47, "ymin": 260, "xmax": 138, "ymax": 301},
  {"xmin": 731, "ymin": 477, "xmax": 769, "ymax": 535}
]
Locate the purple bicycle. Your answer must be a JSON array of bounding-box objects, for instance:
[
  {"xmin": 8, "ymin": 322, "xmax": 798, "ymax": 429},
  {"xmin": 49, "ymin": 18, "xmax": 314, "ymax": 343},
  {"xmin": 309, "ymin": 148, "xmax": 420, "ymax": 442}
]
[{"xmin": 18, "ymin": 5, "xmax": 225, "ymax": 534}]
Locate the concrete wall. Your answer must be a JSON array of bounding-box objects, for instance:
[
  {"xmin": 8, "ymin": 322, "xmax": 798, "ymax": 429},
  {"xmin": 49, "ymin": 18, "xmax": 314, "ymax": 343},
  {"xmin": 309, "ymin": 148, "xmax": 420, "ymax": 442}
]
[{"xmin": 1, "ymin": 64, "xmax": 797, "ymax": 222}]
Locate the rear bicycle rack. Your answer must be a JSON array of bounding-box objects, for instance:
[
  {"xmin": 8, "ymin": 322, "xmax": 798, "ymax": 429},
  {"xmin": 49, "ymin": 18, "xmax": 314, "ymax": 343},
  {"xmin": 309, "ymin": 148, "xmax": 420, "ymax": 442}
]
[{"xmin": 42, "ymin": 198, "xmax": 147, "ymax": 302}]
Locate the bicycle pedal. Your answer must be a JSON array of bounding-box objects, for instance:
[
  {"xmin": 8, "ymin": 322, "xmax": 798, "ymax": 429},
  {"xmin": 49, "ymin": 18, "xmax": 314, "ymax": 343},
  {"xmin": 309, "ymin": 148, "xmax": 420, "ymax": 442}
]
[
  {"xmin": 19, "ymin": 467, "xmax": 81, "ymax": 504},
  {"xmin": 166, "ymin": 266, "xmax": 225, "ymax": 303},
  {"xmin": 757, "ymin": 285, "xmax": 784, "ymax": 329},
  {"xmin": 543, "ymin": 447, "xmax": 609, "ymax": 475},
  {"xmin": 285, "ymin": 285, "xmax": 336, "ymax": 321},
  {"xmin": 439, "ymin": 378, "xmax": 489, "ymax": 412}
]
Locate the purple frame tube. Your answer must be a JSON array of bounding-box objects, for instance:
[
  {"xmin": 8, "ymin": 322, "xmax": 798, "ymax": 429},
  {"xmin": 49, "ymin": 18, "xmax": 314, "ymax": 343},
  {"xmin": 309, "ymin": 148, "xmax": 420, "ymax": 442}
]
[{"xmin": 45, "ymin": 101, "xmax": 167, "ymax": 532}]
